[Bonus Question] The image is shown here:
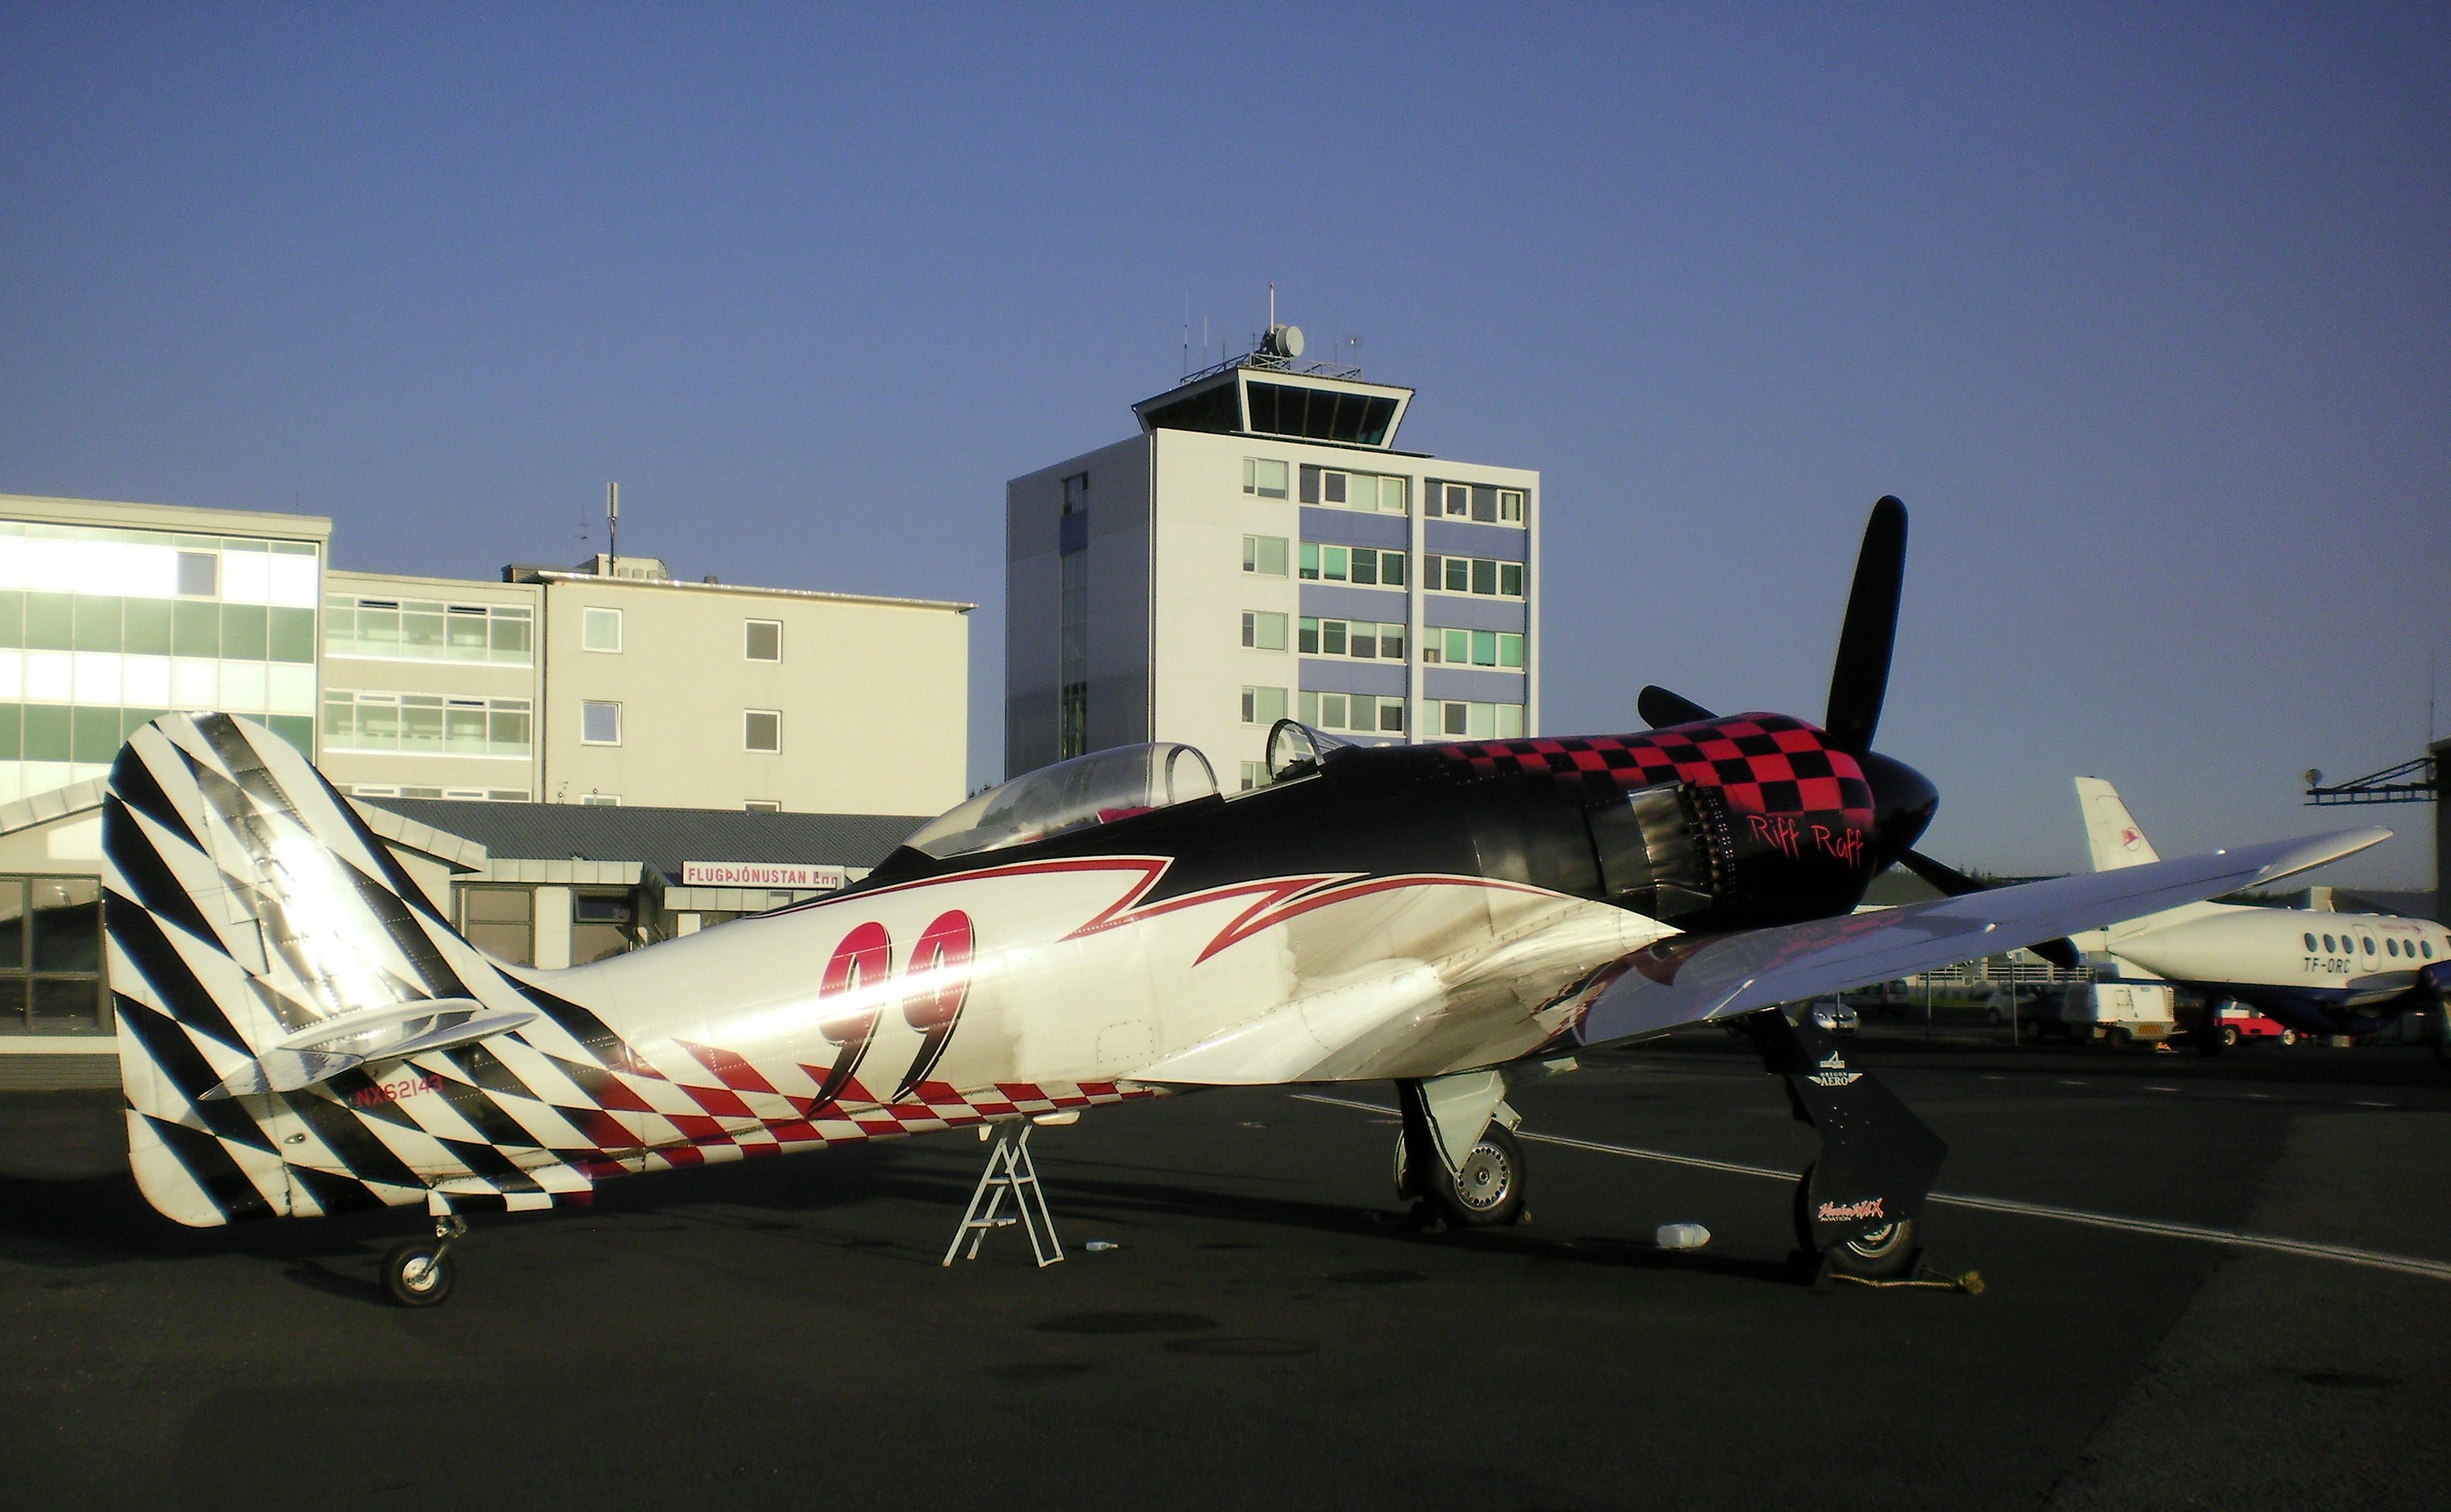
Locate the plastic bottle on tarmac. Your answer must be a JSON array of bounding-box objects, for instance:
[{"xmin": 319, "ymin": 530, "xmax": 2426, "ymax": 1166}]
[{"xmin": 1655, "ymin": 1223, "xmax": 1711, "ymax": 1250}]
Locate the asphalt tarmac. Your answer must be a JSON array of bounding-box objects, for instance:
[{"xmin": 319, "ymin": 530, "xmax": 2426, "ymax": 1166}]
[{"xmin": 5, "ymin": 1025, "xmax": 2448, "ymax": 1512}]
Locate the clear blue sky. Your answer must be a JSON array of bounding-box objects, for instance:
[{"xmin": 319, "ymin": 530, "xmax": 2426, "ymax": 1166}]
[{"xmin": 4, "ymin": 4, "xmax": 2444, "ymax": 884}]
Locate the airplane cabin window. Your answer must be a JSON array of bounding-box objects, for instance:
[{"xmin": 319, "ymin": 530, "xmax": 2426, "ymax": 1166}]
[
  {"xmin": 2304, "ymin": 933, "xmax": 2317, "ymax": 952},
  {"xmin": 2322, "ymin": 935, "xmax": 2336, "ymax": 952},
  {"xmin": 2362, "ymin": 935, "xmax": 2376, "ymax": 954},
  {"xmin": 2386, "ymin": 938, "xmax": 2398, "ymax": 957},
  {"xmin": 2425, "ymin": 941, "xmax": 2435, "ymax": 958}
]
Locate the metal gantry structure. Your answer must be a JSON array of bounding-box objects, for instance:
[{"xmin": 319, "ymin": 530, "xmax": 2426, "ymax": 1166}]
[{"xmin": 2304, "ymin": 754, "xmax": 2441, "ymax": 807}]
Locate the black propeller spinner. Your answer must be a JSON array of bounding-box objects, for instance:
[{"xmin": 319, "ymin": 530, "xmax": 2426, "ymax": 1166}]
[{"xmin": 1638, "ymin": 497, "xmax": 2080, "ymax": 969}]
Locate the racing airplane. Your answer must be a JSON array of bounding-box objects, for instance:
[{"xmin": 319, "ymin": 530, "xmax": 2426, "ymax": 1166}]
[
  {"xmin": 99, "ymin": 498, "xmax": 2385, "ymax": 1305},
  {"xmin": 2071, "ymin": 776, "xmax": 2448, "ymax": 1052}
]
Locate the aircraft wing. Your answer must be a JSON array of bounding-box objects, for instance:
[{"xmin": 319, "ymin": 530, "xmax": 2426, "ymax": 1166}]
[{"xmin": 1577, "ymin": 826, "xmax": 2388, "ymax": 1047}]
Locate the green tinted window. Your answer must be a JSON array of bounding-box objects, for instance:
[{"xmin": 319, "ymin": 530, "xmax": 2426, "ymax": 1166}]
[
  {"xmin": 490, "ymin": 614, "xmax": 531, "ymax": 658},
  {"xmin": 72, "ymin": 596, "xmax": 122, "ymax": 651},
  {"xmin": 173, "ymin": 600, "xmax": 220, "ymax": 656},
  {"xmin": 265, "ymin": 715, "xmax": 314, "ymax": 757},
  {"xmin": 221, "ymin": 603, "xmax": 268, "ymax": 660},
  {"xmin": 22, "ymin": 705, "xmax": 71, "ymax": 762},
  {"xmin": 268, "ymin": 607, "xmax": 315, "ymax": 663},
  {"xmin": 0, "ymin": 704, "xmax": 18, "ymax": 760},
  {"xmin": 0, "ymin": 589, "xmax": 21, "ymax": 647},
  {"xmin": 25, "ymin": 593, "xmax": 72, "ymax": 650},
  {"xmin": 123, "ymin": 597, "xmax": 173, "ymax": 654},
  {"xmin": 119, "ymin": 708, "xmax": 168, "ymax": 740},
  {"xmin": 72, "ymin": 706, "xmax": 119, "ymax": 763}
]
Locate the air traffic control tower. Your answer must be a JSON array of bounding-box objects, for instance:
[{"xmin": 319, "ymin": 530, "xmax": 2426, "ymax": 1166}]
[{"xmin": 1006, "ymin": 328, "xmax": 1540, "ymax": 789}]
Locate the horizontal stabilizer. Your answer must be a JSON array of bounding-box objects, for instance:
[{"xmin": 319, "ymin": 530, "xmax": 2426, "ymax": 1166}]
[
  {"xmin": 1578, "ymin": 826, "xmax": 2389, "ymax": 1046},
  {"xmin": 203, "ymin": 998, "xmax": 536, "ymax": 1099}
]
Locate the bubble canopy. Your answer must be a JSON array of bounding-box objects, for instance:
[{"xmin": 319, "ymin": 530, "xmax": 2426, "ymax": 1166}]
[{"xmin": 902, "ymin": 744, "xmax": 1221, "ymax": 860}]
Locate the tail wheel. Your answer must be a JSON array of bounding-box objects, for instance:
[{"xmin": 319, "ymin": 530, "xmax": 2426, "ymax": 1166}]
[
  {"xmin": 2221, "ymin": 1025, "xmax": 2241, "ymax": 1048},
  {"xmin": 382, "ymin": 1238, "xmax": 456, "ymax": 1307},
  {"xmin": 1396, "ymin": 1124, "xmax": 1527, "ymax": 1227},
  {"xmin": 1793, "ymin": 1162, "xmax": 1918, "ymax": 1280},
  {"xmin": 2280, "ymin": 1029, "xmax": 2297, "ymax": 1047}
]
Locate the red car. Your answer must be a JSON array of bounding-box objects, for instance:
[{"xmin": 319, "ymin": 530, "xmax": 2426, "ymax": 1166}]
[{"xmin": 2210, "ymin": 1004, "xmax": 2296, "ymax": 1048}]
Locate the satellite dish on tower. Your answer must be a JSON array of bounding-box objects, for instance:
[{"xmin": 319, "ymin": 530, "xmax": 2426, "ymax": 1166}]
[{"xmin": 1262, "ymin": 323, "xmax": 1304, "ymax": 359}]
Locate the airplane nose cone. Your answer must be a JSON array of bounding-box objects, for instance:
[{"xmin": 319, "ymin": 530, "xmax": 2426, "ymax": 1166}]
[{"xmin": 1856, "ymin": 749, "xmax": 1938, "ymax": 860}]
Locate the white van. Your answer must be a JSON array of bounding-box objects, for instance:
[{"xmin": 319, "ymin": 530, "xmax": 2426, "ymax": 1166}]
[{"xmin": 2054, "ymin": 982, "xmax": 2178, "ymax": 1046}]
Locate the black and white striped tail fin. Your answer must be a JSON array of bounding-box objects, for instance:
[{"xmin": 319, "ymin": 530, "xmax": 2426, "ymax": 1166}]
[{"xmin": 102, "ymin": 713, "xmax": 626, "ymax": 1227}]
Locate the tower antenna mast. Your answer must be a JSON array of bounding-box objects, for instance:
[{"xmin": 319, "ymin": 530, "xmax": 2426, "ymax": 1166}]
[{"xmin": 607, "ymin": 482, "xmax": 619, "ymax": 575}]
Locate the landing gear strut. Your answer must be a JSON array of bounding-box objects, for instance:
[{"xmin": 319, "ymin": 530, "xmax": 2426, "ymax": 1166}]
[
  {"xmin": 1393, "ymin": 1070, "xmax": 1529, "ymax": 1228},
  {"xmin": 382, "ymin": 1214, "xmax": 466, "ymax": 1308},
  {"xmin": 1744, "ymin": 1008, "xmax": 1946, "ymax": 1281}
]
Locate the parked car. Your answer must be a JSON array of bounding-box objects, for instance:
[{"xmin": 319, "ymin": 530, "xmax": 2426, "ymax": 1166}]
[
  {"xmin": 2212, "ymin": 1002, "xmax": 2295, "ymax": 1047},
  {"xmin": 1808, "ymin": 997, "xmax": 1859, "ymax": 1036}
]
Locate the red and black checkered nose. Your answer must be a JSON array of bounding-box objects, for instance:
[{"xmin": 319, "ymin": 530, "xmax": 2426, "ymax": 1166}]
[{"xmin": 1857, "ymin": 749, "xmax": 1938, "ymax": 862}]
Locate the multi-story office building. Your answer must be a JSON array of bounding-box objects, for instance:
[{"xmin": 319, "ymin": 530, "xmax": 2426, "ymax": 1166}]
[
  {"xmin": 322, "ymin": 555, "xmax": 971, "ymax": 815},
  {"xmin": 1006, "ymin": 340, "xmax": 1538, "ymax": 787}
]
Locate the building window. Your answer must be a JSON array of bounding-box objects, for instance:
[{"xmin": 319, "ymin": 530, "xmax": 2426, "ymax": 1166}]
[
  {"xmin": 582, "ymin": 605, "xmax": 623, "ymax": 653},
  {"xmin": 324, "ymin": 597, "xmax": 533, "ymax": 665},
  {"xmin": 1498, "ymin": 489, "xmax": 1526, "ymax": 522},
  {"xmin": 175, "ymin": 551, "xmax": 218, "ymax": 597},
  {"xmin": 580, "ymin": 792, "xmax": 621, "ymax": 806},
  {"xmin": 1298, "ymin": 617, "xmax": 1405, "ymax": 660},
  {"xmin": 1422, "ymin": 629, "xmax": 1524, "ymax": 667},
  {"xmin": 581, "ymin": 700, "xmax": 621, "ymax": 745},
  {"xmin": 1242, "ymin": 611, "xmax": 1288, "ymax": 651},
  {"xmin": 459, "ymin": 885, "xmax": 535, "ymax": 968},
  {"xmin": 744, "ymin": 619, "xmax": 782, "ymax": 662},
  {"xmin": 1432, "ymin": 701, "xmax": 1526, "ymax": 740},
  {"xmin": 1299, "ymin": 466, "xmax": 1409, "ymax": 514},
  {"xmin": 1439, "ymin": 483, "xmax": 1471, "ymax": 517},
  {"xmin": 1240, "ymin": 685, "xmax": 1288, "ymax": 725},
  {"xmin": 1242, "ymin": 458, "xmax": 1289, "ymax": 499},
  {"xmin": 1057, "ymin": 545, "xmax": 1087, "ymax": 759},
  {"xmin": 1297, "ymin": 691, "xmax": 1405, "ymax": 736},
  {"xmin": 1422, "ymin": 555, "xmax": 1526, "ymax": 598},
  {"xmin": 746, "ymin": 800, "xmax": 781, "ymax": 813},
  {"xmin": 572, "ymin": 891, "xmax": 639, "ymax": 965},
  {"xmin": 1241, "ymin": 534, "xmax": 1289, "ymax": 577},
  {"xmin": 0, "ymin": 875, "xmax": 108, "ymax": 1033},
  {"xmin": 1061, "ymin": 472, "xmax": 1089, "ymax": 516},
  {"xmin": 322, "ymin": 691, "xmax": 533, "ymax": 757},
  {"xmin": 745, "ymin": 709, "xmax": 782, "ymax": 752},
  {"xmin": 1299, "ymin": 544, "xmax": 1403, "ymax": 585},
  {"xmin": 1239, "ymin": 761, "xmax": 1270, "ymax": 792}
]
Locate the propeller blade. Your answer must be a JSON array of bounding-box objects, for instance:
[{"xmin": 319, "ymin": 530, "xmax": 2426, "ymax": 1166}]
[
  {"xmin": 1894, "ymin": 849, "xmax": 2081, "ymax": 970},
  {"xmin": 1823, "ymin": 495, "xmax": 1909, "ymax": 754},
  {"xmin": 1638, "ymin": 686, "xmax": 1716, "ymax": 729}
]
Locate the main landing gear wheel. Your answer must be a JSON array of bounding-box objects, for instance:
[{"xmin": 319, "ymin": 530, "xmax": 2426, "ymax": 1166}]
[
  {"xmin": 382, "ymin": 1215, "xmax": 467, "ymax": 1308},
  {"xmin": 1396, "ymin": 1124, "xmax": 1527, "ymax": 1228},
  {"xmin": 1795, "ymin": 1162, "xmax": 1918, "ymax": 1281}
]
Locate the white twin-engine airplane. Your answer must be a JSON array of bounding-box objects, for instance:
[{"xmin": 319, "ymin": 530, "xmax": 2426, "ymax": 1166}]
[
  {"xmin": 101, "ymin": 501, "xmax": 2385, "ymax": 1305},
  {"xmin": 2073, "ymin": 777, "xmax": 2447, "ymax": 1048}
]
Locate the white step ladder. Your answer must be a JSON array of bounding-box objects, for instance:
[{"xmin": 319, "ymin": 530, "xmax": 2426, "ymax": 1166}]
[{"xmin": 943, "ymin": 1122, "xmax": 1064, "ymax": 1268}]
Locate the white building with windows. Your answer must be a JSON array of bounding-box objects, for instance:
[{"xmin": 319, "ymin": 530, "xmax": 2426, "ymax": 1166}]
[{"xmin": 1006, "ymin": 341, "xmax": 1539, "ymax": 787}]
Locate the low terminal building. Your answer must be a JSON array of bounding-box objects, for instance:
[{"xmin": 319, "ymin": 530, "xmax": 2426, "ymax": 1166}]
[{"xmin": 0, "ymin": 779, "xmax": 930, "ymax": 1087}]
